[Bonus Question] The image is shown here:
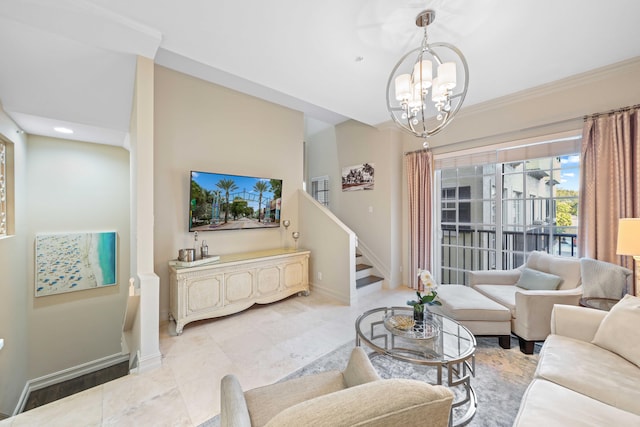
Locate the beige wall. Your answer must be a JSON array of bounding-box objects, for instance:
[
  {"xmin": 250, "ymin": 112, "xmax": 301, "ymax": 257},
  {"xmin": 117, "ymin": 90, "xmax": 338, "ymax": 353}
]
[
  {"xmin": 306, "ymin": 120, "xmax": 404, "ymax": 287},
  {"xmin": 406, "ymin": 57, "xmax": 640, "ymax": 154},
  {"xmin": 0, "ymin": 109, "xmax": 28, "ymax": 416},
  {"xmin": 306, "ymin": 58, "xmax": 640, "ymax": 288},
  {"xmin": 398, "ymin": 57, "xmax": 640, "ymax": 284},
  {"xmin": 26, "ymin": 136, "xmax": 130, "ymax": 378},
  {"xmin": 298, "ymin": 190, "xmax": 356, "ymax": 303},
  {"xmin": 153, "ymin": 66, "xmax": 304, "ymax": 319}
]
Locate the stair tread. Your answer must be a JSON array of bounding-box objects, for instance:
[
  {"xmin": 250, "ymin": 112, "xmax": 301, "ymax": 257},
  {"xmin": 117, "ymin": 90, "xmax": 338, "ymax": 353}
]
[
  {"xmin": 356, "ymin": 275, "xmax": 383, "ymax": 289},
  {"xmin": 356, "ymin": 263, "xmax": 372, "ymax": 271}
]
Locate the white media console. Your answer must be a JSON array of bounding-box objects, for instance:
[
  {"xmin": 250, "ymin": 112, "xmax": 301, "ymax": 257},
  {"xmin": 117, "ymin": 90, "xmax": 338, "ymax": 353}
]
[{"xmin": 169, "ymin": 248, "xmax": 310, "ymax": 334}]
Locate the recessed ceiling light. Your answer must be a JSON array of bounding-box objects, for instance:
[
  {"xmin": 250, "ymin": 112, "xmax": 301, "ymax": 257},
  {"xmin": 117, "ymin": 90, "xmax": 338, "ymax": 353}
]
[{"xmin": 54, "ymin": 127, "xmax": 74, "ymax": 134}]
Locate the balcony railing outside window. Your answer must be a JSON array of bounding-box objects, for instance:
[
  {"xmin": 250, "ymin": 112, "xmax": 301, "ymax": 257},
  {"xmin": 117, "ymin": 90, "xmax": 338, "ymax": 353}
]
[{"xmin": 437, "ymin": 152, "xmax": 580, "ymax": 285}]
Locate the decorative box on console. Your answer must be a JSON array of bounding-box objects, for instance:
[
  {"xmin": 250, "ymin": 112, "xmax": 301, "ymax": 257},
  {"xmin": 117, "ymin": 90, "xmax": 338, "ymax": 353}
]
[{"xmin": 169, "ymin": 248, "xmax": 310, "ymax": 334}]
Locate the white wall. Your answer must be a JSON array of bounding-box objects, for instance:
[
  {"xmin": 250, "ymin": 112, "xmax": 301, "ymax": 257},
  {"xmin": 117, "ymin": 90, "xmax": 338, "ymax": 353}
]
[
  {"xmin": 0, "ymin": 109, "xmax": 28, "ymax": 416},
  {"xmin": 154, "ymin": 66, "xmax": 304, "ymax": 319},
  {"xmin": 26, "ymin": 135, "xmax": 130, "ymax": 378},
  {"xmin": 129, "ymin": 56, "xmax": 161, "ymax": 372}
]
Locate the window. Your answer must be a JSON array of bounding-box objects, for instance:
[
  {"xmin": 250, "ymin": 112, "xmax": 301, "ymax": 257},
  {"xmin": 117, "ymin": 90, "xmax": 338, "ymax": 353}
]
[
  {"xmin": 439, "ymin": 166, "xmax": 497, "ymax": 284},
  {"xmin": 0, "ymin": 140, "xmax": 6, "ymax": 236},
  {"xmin": 441, "ymin": 186, "xmax": 471, "ymax": 230},
  {"xmin": 311, "ymin": 176, "xmax": 329, "ymax": 207},
  {"xmin": 435, "ymin": 134, "xmax": 581, "ymax": 284}
]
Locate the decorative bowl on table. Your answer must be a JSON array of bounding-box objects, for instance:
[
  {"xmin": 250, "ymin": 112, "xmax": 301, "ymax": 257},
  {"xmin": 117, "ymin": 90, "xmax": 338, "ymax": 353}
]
[
  {"xmin": 384, "ymin": 314, "xmax": 415, "ymax": 331},
  {"xmin": 383, "ymin": 313, "xmax": 440, "ymax": 340}
]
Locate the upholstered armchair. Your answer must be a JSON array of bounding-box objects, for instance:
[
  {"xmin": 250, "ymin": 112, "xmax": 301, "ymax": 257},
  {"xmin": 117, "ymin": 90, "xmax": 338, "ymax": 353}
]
[
  {"xmin": 220, "ymin": 347, "xmax": 454, "ymax": 427},
  {"xmin": 469, "ymin": 251, "xmax": 583, "ymax": 353}
]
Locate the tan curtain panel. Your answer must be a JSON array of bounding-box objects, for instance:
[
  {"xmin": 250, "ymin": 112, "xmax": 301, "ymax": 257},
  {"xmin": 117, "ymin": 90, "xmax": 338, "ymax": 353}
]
[
  {"xmin": 406, "ymin": 150, "xmax": 434, "ymax": 290},
  {"xmin": 579, "ymin": 105, "xmax": 640, "ymax": 272}
]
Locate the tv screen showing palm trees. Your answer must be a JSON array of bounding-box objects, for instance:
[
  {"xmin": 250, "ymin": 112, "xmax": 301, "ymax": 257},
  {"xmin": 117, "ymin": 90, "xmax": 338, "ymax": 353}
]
[{"xmin": 189, "ymin": 171, "xmax": 283, "ymax": 231}]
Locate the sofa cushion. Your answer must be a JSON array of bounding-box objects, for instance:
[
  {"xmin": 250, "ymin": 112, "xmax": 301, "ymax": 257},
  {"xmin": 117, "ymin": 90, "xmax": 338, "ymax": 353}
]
[
  {"xmin": 245, "ymin": 370, "xmax": 346, "ymax": 426},
  {"xmin": 264, "ymin": 379, "xmax": 453, "ymax": 427},
  {"xmin": 525, "ymin": 251, "xmax": 581, "ymax": 290},
  {"xmin": 513, "ymin": 378, "xmax": 640, "ymax": 427},
  {"xmin": 515, "ymin": 267, "xmax": 563, "ymax": 291},
  {"xmin": 592, "ymin": 294, "xmax": 640, "ymax": 368},
  {"xmin": 580, "ymin": 258, "xmax": 632, "ymax": 299},
  {"xmin": 536, "ymin": 334, "xmax": 640, "ymax": 416},
  {"xmin": 433, "ymin": 285, "xmax": 511, "ymax": 321},
  {"xmin": 472, "ymin": 284, "xmax": 517, "ymax": 317}
]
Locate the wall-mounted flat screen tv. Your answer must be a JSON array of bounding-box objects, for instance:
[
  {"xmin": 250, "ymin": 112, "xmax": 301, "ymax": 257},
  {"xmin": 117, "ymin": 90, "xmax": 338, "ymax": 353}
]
[{"xmin": 190, "ymin": 171, "xmax": 283, "ymax": 232}]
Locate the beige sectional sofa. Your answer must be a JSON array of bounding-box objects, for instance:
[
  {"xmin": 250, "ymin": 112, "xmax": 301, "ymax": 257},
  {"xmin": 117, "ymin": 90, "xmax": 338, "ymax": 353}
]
[{"xmin": 513, "ymin": 301, "xmax": 640, "ymax": 426}]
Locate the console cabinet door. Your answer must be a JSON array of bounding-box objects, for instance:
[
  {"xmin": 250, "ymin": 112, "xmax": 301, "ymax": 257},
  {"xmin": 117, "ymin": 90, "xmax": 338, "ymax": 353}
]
[
  {"xmin": 224, "ymin": 270, "xmax": 254, "ymax": 303},
  {"xmin": 283, "ymin": 259, "xmax": 305, "ymax": 290},
  {"xmin": 187, "ymin": 274, "xmax": 223, "ymax": 314},
  {"xmin": 256, "ymin": 265, "xmax": 281, "ymax": 296}
]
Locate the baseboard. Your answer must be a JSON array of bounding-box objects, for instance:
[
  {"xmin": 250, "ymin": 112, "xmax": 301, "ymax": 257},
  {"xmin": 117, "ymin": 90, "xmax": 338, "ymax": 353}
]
[
  {"xmin": 13, "ymin": 352, "xmax": 129, "ymax": 416},
  {"xmin": 135, "ymin": 351, "xmax": 162, "ymax": 374},
  {"xmin": 310, "ymin": 283, "xmax": 350, "ymax": 305}
]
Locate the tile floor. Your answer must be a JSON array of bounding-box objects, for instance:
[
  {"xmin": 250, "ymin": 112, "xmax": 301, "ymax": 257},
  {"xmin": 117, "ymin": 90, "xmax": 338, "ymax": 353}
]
[{"xmin": 0, "ymin": 286, "xmax": 417, "ymax": 427}]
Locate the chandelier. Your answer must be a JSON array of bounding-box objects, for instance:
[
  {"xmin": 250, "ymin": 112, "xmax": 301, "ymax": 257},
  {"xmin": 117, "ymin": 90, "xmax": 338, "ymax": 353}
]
[{"xmin": 386, "ymin": 9, "xmax": 469, "ymax": 147}]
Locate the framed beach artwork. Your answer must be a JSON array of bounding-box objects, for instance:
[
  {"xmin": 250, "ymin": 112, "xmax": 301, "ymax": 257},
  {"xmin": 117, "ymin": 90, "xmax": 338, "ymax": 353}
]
[{"xmin": 35, "ymin": 231, "xmax": 117, "ymax": 297}]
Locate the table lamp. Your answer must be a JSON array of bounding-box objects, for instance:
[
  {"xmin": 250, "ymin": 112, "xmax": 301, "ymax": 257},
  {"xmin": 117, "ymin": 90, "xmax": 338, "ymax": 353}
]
[{"xmin": 616, "ymin": 218, "xmax": 640, "ymax": 296}]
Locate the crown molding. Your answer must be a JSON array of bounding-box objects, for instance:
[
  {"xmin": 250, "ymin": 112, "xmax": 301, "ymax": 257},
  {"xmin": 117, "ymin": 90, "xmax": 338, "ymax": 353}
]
[{"xmin": 456, "ymin": 57, "xmax": 640, "ymax": 119}]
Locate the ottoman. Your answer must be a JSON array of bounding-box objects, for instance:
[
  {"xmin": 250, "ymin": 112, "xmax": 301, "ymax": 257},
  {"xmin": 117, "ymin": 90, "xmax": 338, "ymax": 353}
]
[{"xmin": 430, "ymin": 284, "xmax": 512, "ymax": 349}]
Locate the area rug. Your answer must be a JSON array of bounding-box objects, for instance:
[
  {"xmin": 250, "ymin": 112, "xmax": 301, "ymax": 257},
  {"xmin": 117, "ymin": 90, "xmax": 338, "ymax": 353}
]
[{"xmin": 200, "ymin": 336, "xmax": 540, "ymax": 427}]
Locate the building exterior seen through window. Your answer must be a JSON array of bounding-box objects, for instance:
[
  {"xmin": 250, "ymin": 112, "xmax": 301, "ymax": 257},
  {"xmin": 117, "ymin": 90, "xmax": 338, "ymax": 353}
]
[
  {"xmin": 311, "ymin": 176, "xmax": 329, "ymax": 207},
  {"xmin": 437, "ymin": 153, "xmax": 580, "ymax": 285}
]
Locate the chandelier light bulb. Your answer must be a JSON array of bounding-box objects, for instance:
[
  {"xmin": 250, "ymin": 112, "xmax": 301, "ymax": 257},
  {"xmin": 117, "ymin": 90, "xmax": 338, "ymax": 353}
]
[
  {"xmin": 394, "ymin": 74, "xmax": 412, "ymax": 101},
  {"xmin": 412, "ymin": 60, "xmax": 433, "ymax": 90},
  {"xmin": 437, "ymin": 62, "xmax": 457, "ymax": 90},
  {"xmin": 431, "ymin": 77, "xmax": 446, "ymax": 102}
]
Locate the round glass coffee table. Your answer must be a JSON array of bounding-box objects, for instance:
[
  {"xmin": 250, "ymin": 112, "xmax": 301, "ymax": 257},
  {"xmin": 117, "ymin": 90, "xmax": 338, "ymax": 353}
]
[{"xmin": 355, "ymin": 306, "xmax": 477, "ymax": 426}]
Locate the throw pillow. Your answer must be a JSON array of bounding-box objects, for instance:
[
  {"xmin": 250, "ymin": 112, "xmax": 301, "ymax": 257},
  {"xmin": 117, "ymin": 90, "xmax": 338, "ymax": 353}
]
[
  {"xmin": 592, "ymin": 294, "xmax": 640, "ymax": 368},
  {"xmin": 515, "ymin": 267, "xmax": 563, "ymax": 290},
  {"xmin": 580, "ymin": 258, "xmax": 632, "ymax": 299}
]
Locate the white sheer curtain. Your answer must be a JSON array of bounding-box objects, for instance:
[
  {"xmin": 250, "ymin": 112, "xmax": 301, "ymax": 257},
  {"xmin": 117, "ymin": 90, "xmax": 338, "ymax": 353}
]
[
  {"xmin": 579, "ymin": 105, "xmax": 640, "ymax": 281},
  {"xmin": 406, "ymin": 150, "xmax": 434, "ymax": 290}
]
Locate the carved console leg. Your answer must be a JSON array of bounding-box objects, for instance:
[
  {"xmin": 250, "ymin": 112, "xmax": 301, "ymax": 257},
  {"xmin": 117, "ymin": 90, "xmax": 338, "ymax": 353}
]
[
  {"xmin": 518, "ymin": 337, "xmax": 535, "ymax": 354},
  {"xmin": 498, "ymin": 335, "xmax": 511, "ymax": 349},
  {"xmin": 298, "ymin": 290, "xmax": 310, "ymax": 296},
  {"xmin": 176, "ymin": 321, "xmax": 185, "ymax": 336}
]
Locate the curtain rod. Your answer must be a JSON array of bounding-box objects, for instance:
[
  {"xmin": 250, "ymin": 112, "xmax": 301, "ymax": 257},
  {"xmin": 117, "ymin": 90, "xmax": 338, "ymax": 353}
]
[
  {"xmin": 584, "ymin": 103, "xmax": 640, "ymax": 121},
  {"xmin": 404, "ymin": 148, "xmax": 430, "ymax": 155},
  {"xmin": 424, "ymin": 116, "xmax": 582, "ymax": 155}
]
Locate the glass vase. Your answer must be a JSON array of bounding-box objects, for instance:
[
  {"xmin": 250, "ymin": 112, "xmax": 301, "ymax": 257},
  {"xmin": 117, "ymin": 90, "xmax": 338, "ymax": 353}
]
[{"xmin": 413, "ymin": 306, "xmax": 425, "ymax": 323}]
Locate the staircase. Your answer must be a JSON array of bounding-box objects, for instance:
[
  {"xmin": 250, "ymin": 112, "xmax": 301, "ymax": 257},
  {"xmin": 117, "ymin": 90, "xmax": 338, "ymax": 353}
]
[{"xmin": 355, "ymin": 252, "xmax": 384, "ymax": 295}]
